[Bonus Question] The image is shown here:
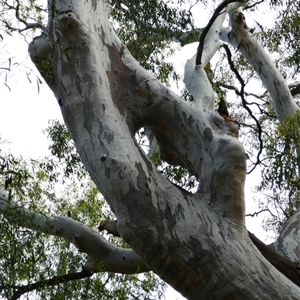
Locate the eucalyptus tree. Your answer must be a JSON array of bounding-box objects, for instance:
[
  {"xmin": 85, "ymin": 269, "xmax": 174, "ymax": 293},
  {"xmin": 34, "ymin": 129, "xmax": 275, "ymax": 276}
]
[{"xmin": 1, "ymin": 0, "xmax": 300, "ymax": 299}]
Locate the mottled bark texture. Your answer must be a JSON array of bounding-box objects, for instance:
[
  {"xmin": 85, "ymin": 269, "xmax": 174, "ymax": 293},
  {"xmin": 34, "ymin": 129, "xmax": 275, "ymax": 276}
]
[{"xmin": 27, "ymin": 0, "xmax": 300, "ymax": 299}]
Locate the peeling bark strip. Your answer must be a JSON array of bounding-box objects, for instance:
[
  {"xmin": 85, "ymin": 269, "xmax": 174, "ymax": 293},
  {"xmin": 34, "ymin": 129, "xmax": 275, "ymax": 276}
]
[{"xmin": 26, "ymin": 0, "xmax": 300, "ymax": 299}]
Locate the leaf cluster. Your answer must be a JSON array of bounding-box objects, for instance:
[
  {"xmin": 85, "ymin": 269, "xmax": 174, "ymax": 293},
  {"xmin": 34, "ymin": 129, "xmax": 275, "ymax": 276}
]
[
  {"xmin": 255, "ymin": 110, "xmax": 300, "ymax": 233},
  {"xmin": 110, "ymin": 0, "xmax": 195, "ymax": 84},
  {"xmin": 259, "ymin": 1, "xmax": 300, "ymax": 77}
]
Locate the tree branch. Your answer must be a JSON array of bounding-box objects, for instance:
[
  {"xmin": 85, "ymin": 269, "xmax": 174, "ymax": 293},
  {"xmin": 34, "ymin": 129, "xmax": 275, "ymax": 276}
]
[
  {"xmin": 98, "ymin": 219, "xmax": 120, "ymax": 237},
  {"xmin": 184, "ymin": 1, "xmax": 247, "ymax": 111},
  {"xmin": 246, "ymin": 208, "xmax": 277, "ymax": 218},
  {"xmin": 219, "ymin": 81, "xmax": 300, "ymax": 101},
  {"xmin": 221, "ymin": 10, "xmax": 299, "ymax": 124},
  {"xmin": 249, "ymin": 231, "xmax": 300, "ymax": 288},
  {"xmin": 218, "ymin": 82, "xmax": 267, "ymax": 99},
  {"xmin": 9, "ymin": 268, "xmax": 93, "ymax": 300},
  {"xmin": 270, "ymin": 210, "xmax": 300, "ymax": 263},
  {"xmin": 196, "ymin": 0, "xmax": 247, "ymax": 66},
  {"xmin": 244, "ymin": 0, "xmax": 264, "ymax": 10},
  {"xmin": 6, "ymin": 0, "xmax": 48, "ymax": 33},
  {"xmin": 0, "ymin": 188, "xmax": 150, "ymax": 275}
]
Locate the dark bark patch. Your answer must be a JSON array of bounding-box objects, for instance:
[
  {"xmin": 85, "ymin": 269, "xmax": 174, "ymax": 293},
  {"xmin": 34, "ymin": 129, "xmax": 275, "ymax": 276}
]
[
  {"xmin": 204, "ymin": 127, "xmax": 213, "ymax": 142},
  {"xmin": 91, "ymin": 0, "xmax": 97, "ymax": 11},
  {"xmin": 105, "ymin": 167, "xmax": 110, "ymax": 179},
  {"xmin": 182, "ymin": 111, "xmax": 195, "ymax": 128},
  {"xmin": 103, "ymin": 131, "xmax": 114, "ymax": 143},
  {"xmin": 105, "ymin": 43, "xmax": 142, "ymax": 132}
]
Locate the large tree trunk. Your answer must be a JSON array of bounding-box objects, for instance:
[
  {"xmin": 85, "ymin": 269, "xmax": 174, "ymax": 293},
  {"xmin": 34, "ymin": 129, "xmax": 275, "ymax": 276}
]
[{"xmin": 28, "ymin": 0, "xmax": 300, "ymax": 299}]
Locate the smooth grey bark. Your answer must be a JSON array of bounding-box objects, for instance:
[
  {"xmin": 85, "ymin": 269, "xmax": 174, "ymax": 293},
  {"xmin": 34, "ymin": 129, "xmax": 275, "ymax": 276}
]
[{"xmin": 26, "ymin": 0, "xmax": 300, "ymax": 299}]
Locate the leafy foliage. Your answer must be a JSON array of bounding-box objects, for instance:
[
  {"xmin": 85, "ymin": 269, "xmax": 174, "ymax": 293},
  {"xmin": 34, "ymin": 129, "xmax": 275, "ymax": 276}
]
[
  {"xmin": 255, "ymin": 110, "xmax": 300, "ymax": 233},
  {"xmin": 0, "ymin": 0, "xmax": 46, "ymax": 33},
  {"xmin": 110, "ymin": 0, "xmax": 195, "ymax": 84},
  {"xmin": 0, "ymin": 137, "xmax": 166, "ymax": 299},
  {"xmin": 42, "ymin": 120, "xmax": 86, "ymax": 182},
  {"xmin": 261, "ymin": 1, "xmax": 300, "ymax": 76}
]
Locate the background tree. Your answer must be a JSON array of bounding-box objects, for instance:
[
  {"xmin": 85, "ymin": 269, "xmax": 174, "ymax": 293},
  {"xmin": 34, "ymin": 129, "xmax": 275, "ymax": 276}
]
[{"xmin": 1, "ymin": 0, "xmax": 300, "ymax": 299}]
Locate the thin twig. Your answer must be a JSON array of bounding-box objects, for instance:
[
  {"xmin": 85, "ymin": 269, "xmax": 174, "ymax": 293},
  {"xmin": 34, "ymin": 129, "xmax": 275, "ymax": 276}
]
[
  {"xmin": 244, "ymin": 0, "xmax": 264, "ymax": 10},
  {"xmin": 246, "ymin": 208, "xmax": 276, "ymax": 218},
  {"xmin": 218, "ymin": 82, "xmax": 267, "ymax": 99},
  {"xmin": 222, "ymin": 44, "xmax": 263, "ymax": 173}
]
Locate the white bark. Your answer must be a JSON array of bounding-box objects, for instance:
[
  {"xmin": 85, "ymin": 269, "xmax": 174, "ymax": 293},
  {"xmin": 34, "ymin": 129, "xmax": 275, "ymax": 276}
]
[
  {"xmin": 270, "ymin": 210, "xmax": 300, "ymax": 263},
  {"xmin": 24, "ymin": 0, "xmax": 300, "ymax": 299},
  {"xmin": 220, "ymin": 9, "xmax": 299, "ymax": 124},
  {"xmin": 0, "ymin": 188, "xmax": 149, "ymax": 274},
  {"xmin": 184, "ymin": 1, "xmax": 247, "ymax": 110}
]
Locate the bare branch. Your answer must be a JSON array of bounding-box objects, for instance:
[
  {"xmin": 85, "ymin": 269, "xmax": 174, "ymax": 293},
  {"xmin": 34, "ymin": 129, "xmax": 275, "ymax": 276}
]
[
  {"xmin": 4, "ymin": 0, "xmax": 47, "ymax": 33},
  {"xmin": 222, "ymin": 10, "xmax": 299, "ymax": 123},
  {"xmin": 246, "ymin": 208, "xmax": 277, "ymax": 218},
  {"xmin": 244, "ymin": 0, "xmax": 264, "ymax": 10},
  {"xmin": 218, "ymin": 81, "xmax": 300, "ymax": 99},
  {"xmin": 218, "ymin": 82, "xmax": 267, "ymax": 99},
  {"xmin": 9, "ymin": 268, "xmax": 93, "ymax": 300},
  {"xmin": 249, "ymin": 231, "xmax": 300, "ymax": 288},
  {"xmin": 222, "ymin": 43, "xmax": 263, "ymax": 173}
]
